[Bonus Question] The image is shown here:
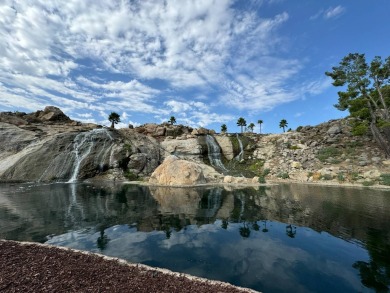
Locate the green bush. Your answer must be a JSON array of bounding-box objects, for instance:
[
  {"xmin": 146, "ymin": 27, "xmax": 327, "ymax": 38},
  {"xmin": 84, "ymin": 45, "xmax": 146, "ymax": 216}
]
[
  {"xmin": 125, "ymin": 171, "xmax": 138, "ymax": 181},
  {"xmin": 317, "ymin": 147, "xmax": 342, "ymax": 162},
  {"xmin": 321, "ymin": 174, "xmax": 333, "ymax": 181},
  {"xmin": 262, "ymin": 168, "xmax": 271, "ymax": 176},
  {"xmin": 362, "ymin": 181, "xmax": 375, "ymax": 187},
  {"xmin": 296, "ymin": 126, "xmax": 303, "ymax": 132},
  {"xmin": 277, "ymin": 172, "xmax": 289, "ymax": 179},
  {"xmin": 351, "ymin": 124, "xmax": 368, "ymax": 136},
  {"xmin": 258, "ymin": 176, "xmax": 266, "ymax": 184},
  {"xmin": 337, "ymin": 173, "xmax": 345, "ymax": 182},
  {"xmin": 380, "ymin": 174, "xmax": 390, "ymax": 186}
]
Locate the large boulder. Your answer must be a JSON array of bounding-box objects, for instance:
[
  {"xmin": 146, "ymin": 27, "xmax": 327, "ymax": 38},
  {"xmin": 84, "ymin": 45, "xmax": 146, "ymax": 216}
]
[
  {"xmin": 37, "ymin": 106, "xmax": 71, "ymax": 122},
  {"xmin": 214, "ymin": 136, "xmax": 234, "ymax": 160},
  {"xmin": 161, "ymin": 138, "xmax": 203, "ymax": 162},
  {"xmin": 149, "ymin": 155, "xmax": 222, "ymax": 186}
]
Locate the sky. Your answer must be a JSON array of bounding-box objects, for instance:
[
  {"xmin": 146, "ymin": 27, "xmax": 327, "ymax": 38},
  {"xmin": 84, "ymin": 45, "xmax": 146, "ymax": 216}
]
[{"xmin": 0, "ymin": 0, "xmax": 389, "ymax": 133}]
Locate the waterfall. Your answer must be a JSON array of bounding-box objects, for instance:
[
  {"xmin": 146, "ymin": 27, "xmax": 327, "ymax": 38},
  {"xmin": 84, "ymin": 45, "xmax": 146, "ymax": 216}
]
[
  {"xmin": 206, "ymin": 135, "xmax": 228, "ymax": 172},
  {"xmin": 235, "ymin": 133, "xmax": 244, "ymax": 161},
  {"xmin": 68, "ymin": 129, "xmax": 113, "ymax": 183}
]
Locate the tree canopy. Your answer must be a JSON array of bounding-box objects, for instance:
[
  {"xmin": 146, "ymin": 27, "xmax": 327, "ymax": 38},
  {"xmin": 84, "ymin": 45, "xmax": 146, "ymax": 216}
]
[
  {"xmin": 169, "ymin": 116, "xmax": 176, "ymax": 125},
  {"xmin": 237, "ymin": 117, "xmax": 247, "ymax": 133},
  {"xmin": 257, "ymin": 119, "xmax": 263, "ymax": 134},
  {"xmin": 325, "ymin": 53, "xmax": 390, "ymax": 156},
  {"xmin": 108, "ymin": 112, "xmax": 120, "ymax": 128},
  {"xmin": 248, "ymin": 122, "xmax": 255, "ymax": 132},
  {"xmin": 221, "ymin": 124, "xmax": 227, "ymax": 133},
  {"xmin": 279, "ymin": 119, "xmax": 288, "ymax": 132}
]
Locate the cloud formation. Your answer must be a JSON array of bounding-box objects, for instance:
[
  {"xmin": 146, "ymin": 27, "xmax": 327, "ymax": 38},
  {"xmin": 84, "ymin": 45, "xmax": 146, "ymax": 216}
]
[{"xmin": 0, "ymin": 0, "xmax": 328, "ymax": 128}]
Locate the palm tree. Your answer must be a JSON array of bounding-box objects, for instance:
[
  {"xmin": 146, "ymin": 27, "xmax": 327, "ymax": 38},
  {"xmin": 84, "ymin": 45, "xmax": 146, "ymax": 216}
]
[
  {"xmin": 108, "ymin": 112, "xmax": 121, "ymax": 128},
  {"xmin": 237, "ymin": 117, "xmax": 246, "ymax": 133},
  {"xmin": 221, "ymin": 124, "xmax": 227, "ymax": 133},
  {"xmin": 248, "ymin": 123, "xmax": 255, "ymax": 132},
  {"xmin": 257, "ymin": 119, "xmax": 263, "ymax": 134},
  {"xmin": 279, "ymin": 119, "xmax": 288, "ymax": 132},
  {"xmin": 169, "ymin": 116, "xmax": 176, "ymax": 125}
]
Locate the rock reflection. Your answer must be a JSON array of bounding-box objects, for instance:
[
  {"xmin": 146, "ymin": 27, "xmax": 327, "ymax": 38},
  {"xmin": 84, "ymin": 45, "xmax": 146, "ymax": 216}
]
[{"xmin": 1, "ymin": 182, "xmax": 390, "ymax": 291}]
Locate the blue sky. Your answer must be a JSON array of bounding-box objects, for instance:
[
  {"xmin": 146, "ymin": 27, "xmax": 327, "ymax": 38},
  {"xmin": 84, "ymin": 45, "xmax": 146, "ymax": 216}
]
[{"xmin": 0, "ymin": 0, "xmax": 389, "ymax": 133}]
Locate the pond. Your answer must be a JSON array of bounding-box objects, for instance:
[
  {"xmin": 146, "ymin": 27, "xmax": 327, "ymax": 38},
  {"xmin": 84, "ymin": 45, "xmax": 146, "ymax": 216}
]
[{"xmin": 0, "ymin": 182, "xmax": 389, "ymax": 292}]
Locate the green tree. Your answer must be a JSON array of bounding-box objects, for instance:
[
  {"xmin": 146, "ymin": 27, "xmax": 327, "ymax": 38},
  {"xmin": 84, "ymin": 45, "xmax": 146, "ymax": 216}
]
[
  {"xmin": 169, "ymin": 116, "xmax": 176, "ymax": 125},
  {"xmin": 108, "ymin": 112, "xmax": 120, "ymax": 128},
  {"xmin": 248, "ymin": 122, "xmax": 255, "ymax": 132},
  {"xmin": 221, "ymin": 124, "xmax": 227, "ymax": 133},
  {"xmin": 325, "ymin": 53, "xmax": 390, "ymax": 156},
  {"xmin": 257, "ymin": 119, "xmax": 263, "ymax": 134},
  {"xmin": 279, "ymin": 119, "xmax": 288, "ymax": 132},
  {"xmin": 237, "ymin": 117, "xmax": 247, "ymax": 133}
]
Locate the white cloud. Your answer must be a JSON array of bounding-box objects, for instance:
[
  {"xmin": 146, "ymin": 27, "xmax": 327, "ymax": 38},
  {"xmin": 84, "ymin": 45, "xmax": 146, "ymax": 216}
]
[
  {"xmin": 324, "ymin": 6, "xmax": 345, "ymax": 19},
  {"xmin": 0, "ymin": 0, "xmax": 319, "ymax": 127},
  {"xmin": 311, "ymin": 6, "xmax": 345, "ymax": 20}
]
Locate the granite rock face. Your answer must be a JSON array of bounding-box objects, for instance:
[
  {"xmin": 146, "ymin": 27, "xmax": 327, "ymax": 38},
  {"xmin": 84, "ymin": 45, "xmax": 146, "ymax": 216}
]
[{"xmin": 149, "ymin": 156, "xmax": 223, "ymax": 186}]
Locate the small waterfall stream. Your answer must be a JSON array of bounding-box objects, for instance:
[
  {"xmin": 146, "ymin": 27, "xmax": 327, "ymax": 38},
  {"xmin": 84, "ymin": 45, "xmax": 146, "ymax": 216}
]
[
  {"xmin": 68, "ymin": 129, "xmax": 114, "ymax": 183},
  {"xmin": 206, "ymin": 135, "xmax": 228, "ymax": 172},
  {"xmin": 235, "ymin": 134, "xmax": 244, "ymax": 161}
]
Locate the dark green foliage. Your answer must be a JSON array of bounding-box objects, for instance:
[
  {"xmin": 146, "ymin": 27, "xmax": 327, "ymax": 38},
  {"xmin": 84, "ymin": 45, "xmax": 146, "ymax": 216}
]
[
  {"xmin": 258, "ymin": 176, "xmax": 266, "ymax": 184},
  {"xmin": 257, "ymin": 119, "xmax": 263, "ymax": 134},
  {"xmin": 277, "ymin": 172, "xmax": 289, "ymax": 179},
  {"xmin": 221, "ymin": 124, "xmax": 227, "ymax": 133},
  {"xmin": 317, "ymin": 147, "xmax": 342, "ymax": 162},
  {"xmin": 337, "ymin": 172, "xmax": 346, "ymax": 182},
  {"xmin": 124, "ymin": 170, "xmax": 138, "ymax": 181},
  {"xmin": 279, "ymin": 119, "xmax": 288, "ymax": 132},
  {"xmin": 380, "ymin": 174, "xmax": 390, "ymax": 186},
  {"xmin": 326, "ymin": 53, "xmax": 390, "ymax": 156},
  {"xmin": 362, "ymin": 181, "xmax": 375, "ymax": 186},
  {"xmin": 169, "ymin": 116, "xmax": 176, "ymax": 125},
  {"xmin": 296, "ymin": 126, "xmax": 303, "ymax": 132},
  {"xmin": 247, "ymin": 122, "xmax": 255, "ymax": 132},
  {"xmin": 108, "ymin": 112, "xmax": 121, "ymax": 128},
  {"xmin": 237, "ymin": 117, "xmax": 247, "ymax": 133}
]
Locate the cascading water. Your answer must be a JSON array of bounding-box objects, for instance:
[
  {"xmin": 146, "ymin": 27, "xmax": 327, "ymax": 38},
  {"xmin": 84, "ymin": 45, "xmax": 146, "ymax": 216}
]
[
  {"xmin": 68, "ymin": 129, "xmax": 114, "ymax": 183},
  {"xmin": 206, "ymin": 134, "xmax": 228, "ymax": 172},
  {"xmin": 235, "ymin": 133, "xmax": 244, "ymax": 161}
]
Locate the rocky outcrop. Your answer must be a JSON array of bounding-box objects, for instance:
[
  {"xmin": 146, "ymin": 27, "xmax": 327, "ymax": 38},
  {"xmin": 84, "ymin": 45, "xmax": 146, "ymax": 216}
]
[
  {"xmin": 1, "ymin": 107, "xmax": 390, "ymax": 186},
  {"xmin": 160, "ymin": 137, "xmax": 203, "ymax": 162},
  {"xmin": 149, "ymin": 156, "xmax": 223, "ymax": 186},
  {"xmin": 214, "ymin": 136, "xmax": 234, "ymax": 160}
]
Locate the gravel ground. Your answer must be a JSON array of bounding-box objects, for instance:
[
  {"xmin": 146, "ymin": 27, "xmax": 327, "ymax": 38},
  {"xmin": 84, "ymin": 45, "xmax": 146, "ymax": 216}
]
[{"xmin": 0, "ymin": 240, "xmax": 259, "ymax": 293}]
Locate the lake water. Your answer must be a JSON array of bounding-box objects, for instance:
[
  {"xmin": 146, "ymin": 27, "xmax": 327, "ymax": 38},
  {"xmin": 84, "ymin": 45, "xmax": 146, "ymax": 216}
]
[{"xmin": 0, "ymin": 182, "xmax": 389, "ymax": 292}]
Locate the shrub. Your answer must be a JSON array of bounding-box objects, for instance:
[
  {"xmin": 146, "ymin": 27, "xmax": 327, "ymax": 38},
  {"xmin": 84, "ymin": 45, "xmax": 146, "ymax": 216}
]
[
  {"xmin": 317, "ymin": 147, "xmax": 342, "ymax": 162},
  {"xmin": 321, "ymin": 174, "xmax": 333, "ymax": 181},
  {"xmin": 125, "ymin": 171, "xmax": 138, "ymax": 181},
  {"xmin": 277, "ymin": 172, "xmax": 289, "ymax": 179},
  {"xmin": 296, "ymin": 126, "xmax": 303, "ymax": 132},
  {"xmin": 258, "ymin": 176, "xmax": 266, "ymax": 184},
  {"xmin": 362, "ymin": 181, "xmax": 375, "ymax": 187},
  {"xmin": 262, "ymin": 168, "xmax": 271, "ymax": 176},
  {"xmin": 337, "ymin": 173, "xmax": 345, "ymax": 182},
  {"xmin": 351, "ymin": 124, "xmax": 368, "ymax": 136},
  {"xmin": 380, "ymin": 174, "xmax": 390, "ymax": 186}
]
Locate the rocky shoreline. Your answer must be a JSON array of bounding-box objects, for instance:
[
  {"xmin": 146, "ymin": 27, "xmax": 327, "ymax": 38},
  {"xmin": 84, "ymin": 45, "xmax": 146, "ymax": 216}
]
[{"xmin": 0, "ymin": 240, "xmax": 259, "ymax": 293}]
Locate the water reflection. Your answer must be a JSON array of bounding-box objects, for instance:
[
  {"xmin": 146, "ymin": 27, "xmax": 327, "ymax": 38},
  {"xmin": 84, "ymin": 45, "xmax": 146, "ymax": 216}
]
[{"xmin": 0, "ymin": 183, "xmax": 389, "ymax": 292}]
